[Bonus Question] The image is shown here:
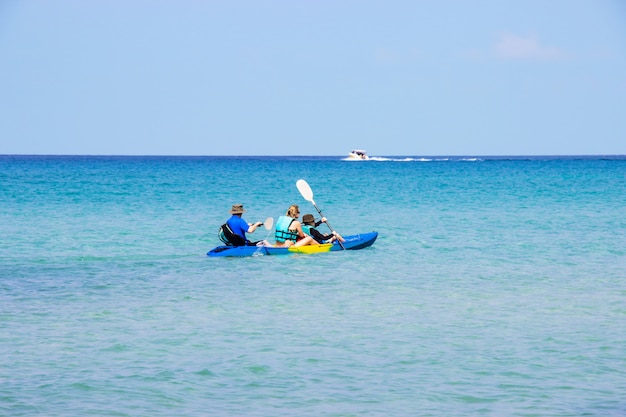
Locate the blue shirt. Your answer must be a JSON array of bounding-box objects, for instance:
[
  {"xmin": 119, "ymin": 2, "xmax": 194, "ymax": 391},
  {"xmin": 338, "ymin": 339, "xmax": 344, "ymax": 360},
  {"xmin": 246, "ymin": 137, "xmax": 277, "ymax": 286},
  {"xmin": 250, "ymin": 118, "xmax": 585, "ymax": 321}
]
[{"xmin": 226, "ymin": 215, "xmax": 250, "ymax": 242}]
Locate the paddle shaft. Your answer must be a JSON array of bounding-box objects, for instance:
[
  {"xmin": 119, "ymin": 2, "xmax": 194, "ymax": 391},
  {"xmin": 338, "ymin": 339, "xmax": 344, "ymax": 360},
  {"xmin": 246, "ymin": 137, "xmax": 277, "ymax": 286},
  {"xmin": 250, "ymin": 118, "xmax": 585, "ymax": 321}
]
[
  {"xmin": 296, "ymin": 179, "xmax": 345, "ymax": 250},
  {"xmin": 311, "ymin": 200, "xmax": 345, "ymax": 250}
]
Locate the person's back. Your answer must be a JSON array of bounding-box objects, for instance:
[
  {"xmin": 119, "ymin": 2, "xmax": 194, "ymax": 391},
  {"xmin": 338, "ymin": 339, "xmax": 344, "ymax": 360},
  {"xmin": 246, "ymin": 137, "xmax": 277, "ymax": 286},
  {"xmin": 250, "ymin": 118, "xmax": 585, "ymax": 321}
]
[
  {"xmin": 219, "ymin": 222, "xmax": 246, "ymax": 246},
  {"xmin": 274, "ymin": 204, "xmax": 316, "ymax": 247},
  {"xmin": 227, "ymin": 216, "xmax": 249, "ymax": 243},
  {"xmin": 275, "ymin": 215, "xmax": 298, "ymax": 244},
  {"xmin": 223, "ymin": 204, "xmax": 263, "ymax": 246}
]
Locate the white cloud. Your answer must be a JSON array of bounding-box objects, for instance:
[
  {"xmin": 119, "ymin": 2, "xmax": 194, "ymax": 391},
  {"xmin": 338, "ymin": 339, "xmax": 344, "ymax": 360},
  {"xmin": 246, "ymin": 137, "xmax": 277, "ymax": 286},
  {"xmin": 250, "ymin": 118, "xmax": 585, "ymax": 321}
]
[{"xmin": 494, "ymin": 33, "xmax": 567, "ymax": 60}]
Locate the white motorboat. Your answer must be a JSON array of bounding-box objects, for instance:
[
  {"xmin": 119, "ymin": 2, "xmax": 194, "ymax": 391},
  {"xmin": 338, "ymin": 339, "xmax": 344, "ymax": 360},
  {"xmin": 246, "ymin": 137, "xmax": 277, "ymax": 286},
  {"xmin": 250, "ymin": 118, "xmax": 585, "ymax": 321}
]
[{"xmin": 347, "ymin": 149, "xmax": 369, "ymax": 160}]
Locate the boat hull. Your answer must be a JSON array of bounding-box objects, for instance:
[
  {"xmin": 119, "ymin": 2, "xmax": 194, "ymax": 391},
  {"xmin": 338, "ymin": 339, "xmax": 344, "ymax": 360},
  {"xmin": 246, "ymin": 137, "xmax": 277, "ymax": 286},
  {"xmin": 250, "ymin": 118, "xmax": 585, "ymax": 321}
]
[
  {"xmin": 347, "ymin": 150, "xmax": 369, "ymax": 160},
  {"xmin": 207, "ymin": 231, "xmax": 378, "ymax": 257}
]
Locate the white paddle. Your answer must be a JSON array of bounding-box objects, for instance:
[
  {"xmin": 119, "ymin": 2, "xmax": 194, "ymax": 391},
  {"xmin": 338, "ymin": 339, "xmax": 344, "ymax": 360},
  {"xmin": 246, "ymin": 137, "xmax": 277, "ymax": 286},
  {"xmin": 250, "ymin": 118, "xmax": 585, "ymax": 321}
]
[
  {"xmin": 296, "ymin": 179, "xmax": 345, "ymax": 250},
  {"xmin": 260, "ymin": 217, "xmax": 273, "ymax": 231}
]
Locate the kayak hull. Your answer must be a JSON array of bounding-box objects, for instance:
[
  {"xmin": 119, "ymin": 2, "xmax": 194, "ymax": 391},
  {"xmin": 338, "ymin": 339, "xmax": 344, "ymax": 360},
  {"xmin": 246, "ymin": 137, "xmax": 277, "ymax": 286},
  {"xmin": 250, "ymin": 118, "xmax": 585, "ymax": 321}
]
[{"xmin": 207, "ymin": 231, "xmax": 378, "ymax": 257}]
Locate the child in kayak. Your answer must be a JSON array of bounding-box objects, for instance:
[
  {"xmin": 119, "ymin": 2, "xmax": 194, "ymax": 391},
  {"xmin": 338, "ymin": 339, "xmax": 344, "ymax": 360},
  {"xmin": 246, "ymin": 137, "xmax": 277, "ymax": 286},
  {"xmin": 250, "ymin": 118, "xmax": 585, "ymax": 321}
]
[{"xmin": 301, "ymin": 214, "xmax": 345, "ymax": 244}]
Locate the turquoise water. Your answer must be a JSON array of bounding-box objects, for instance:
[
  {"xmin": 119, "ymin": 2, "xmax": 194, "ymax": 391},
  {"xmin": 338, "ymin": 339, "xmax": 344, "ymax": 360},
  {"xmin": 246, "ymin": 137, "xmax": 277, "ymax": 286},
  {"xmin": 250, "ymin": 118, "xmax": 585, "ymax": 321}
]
[{"xmin": 1, "ymin": 155, "xmax": 625, "ymax": 416}]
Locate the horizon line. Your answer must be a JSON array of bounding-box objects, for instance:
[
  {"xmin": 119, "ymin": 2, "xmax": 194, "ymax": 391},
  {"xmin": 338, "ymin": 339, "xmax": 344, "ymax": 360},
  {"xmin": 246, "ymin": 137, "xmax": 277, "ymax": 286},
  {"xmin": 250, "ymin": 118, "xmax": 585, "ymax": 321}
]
[{"xmin": 2, "ymin": 153, "xmax": 625, "ymax": 158}]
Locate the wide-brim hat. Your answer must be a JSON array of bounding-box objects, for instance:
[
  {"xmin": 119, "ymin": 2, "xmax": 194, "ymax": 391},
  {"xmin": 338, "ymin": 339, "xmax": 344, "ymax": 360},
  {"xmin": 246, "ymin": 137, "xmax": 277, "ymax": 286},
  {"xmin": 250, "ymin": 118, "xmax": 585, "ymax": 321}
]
[
  {"xmin": 302, "ymin": 214, "xmax": 315, "ymax": 225},
  {"xmin": 229, "ymin": 204, "xmax": 245, "ymax": 214}
]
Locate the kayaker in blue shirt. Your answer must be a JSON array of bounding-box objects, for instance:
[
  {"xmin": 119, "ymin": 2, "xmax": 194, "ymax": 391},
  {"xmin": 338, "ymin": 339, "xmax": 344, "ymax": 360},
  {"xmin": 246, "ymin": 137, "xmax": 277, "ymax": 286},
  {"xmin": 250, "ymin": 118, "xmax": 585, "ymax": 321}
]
[
  {"xmin": 302, "ymin": 214, "xmax": 345, "ymax": 244},
  {"xmin": 225, "ymin": 204, "xmax": 264, "ymax": 246}
]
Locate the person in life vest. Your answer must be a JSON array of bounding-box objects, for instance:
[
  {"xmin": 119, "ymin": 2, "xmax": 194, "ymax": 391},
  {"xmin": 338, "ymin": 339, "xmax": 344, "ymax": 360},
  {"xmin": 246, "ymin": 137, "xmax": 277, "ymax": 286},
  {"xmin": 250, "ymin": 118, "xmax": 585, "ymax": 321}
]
[
  {"xmin": 301, "ymin": 214, "xmax": 345, "ymax": 244},
  {"xmin": 274, "ymin": 204, "xmax": 316, "ymax": 247},
  {"xmin": 225, "ymin": 204, "xmax": 265, "ymax": 246}
]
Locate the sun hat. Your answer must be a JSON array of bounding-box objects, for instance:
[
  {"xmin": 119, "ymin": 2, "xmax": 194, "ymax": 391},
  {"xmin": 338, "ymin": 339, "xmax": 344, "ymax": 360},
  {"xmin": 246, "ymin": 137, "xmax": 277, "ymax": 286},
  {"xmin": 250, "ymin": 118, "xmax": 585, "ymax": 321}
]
[
  {"xmin": 302, "ymin": 214, "xmax": 315, "ymax": 225},
  {"xmin": 229, "ymin": 204, "xmax": 245, "ymax": 214}
]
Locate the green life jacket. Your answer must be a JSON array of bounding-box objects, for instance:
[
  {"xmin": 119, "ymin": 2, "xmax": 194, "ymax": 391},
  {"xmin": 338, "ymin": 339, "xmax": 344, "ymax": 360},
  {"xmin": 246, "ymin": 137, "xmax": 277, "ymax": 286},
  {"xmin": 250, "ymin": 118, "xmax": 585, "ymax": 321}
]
[
  {"xmin": 301, "ymin": 224, "xmax": 313, "ymax": 236},
  {"xmin": 275, "ymin": 216, "xmax": 298, "ymax": 243}
]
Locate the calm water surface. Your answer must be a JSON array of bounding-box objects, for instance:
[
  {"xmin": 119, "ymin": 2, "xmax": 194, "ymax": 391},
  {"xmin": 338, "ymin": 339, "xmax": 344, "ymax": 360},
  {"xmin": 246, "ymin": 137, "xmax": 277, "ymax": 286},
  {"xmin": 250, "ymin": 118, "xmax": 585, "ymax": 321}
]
[{"xmin": 1, "ymin": 155, "xmax": 625, "ymax": 416}]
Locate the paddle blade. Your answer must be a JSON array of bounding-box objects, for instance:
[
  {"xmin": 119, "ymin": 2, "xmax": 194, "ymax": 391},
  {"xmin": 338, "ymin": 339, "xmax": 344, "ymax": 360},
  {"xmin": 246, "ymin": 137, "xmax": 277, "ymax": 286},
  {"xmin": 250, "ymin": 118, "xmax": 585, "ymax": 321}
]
[
  {"xmin": 296, "ymin": 179, "xmax": 314, "ymax": 202},
  {"xmin": 263, "ymin": 217, "xmax": 274, "ymax": 231}
]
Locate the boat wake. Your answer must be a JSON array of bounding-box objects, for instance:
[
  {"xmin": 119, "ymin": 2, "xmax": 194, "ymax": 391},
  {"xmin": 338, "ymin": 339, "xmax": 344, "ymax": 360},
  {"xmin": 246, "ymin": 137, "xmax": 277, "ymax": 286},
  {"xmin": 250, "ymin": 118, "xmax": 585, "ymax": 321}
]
[{"xmin": 342, "ymin": 156, "xmax": 483, "ymax": 162}]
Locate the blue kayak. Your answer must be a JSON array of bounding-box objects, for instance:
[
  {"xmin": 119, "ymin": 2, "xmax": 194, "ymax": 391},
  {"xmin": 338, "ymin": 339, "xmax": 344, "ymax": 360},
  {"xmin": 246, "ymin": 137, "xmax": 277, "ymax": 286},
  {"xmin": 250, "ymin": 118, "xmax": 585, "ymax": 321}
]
[{"xmin": 207, "ymin": 231, "xmax": 378, "ymax": 257}]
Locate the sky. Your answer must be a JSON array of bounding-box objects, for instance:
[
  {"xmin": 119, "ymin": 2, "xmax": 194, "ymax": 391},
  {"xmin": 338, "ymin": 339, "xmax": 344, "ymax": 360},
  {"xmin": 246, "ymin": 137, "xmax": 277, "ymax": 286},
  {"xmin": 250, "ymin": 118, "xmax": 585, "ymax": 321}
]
[{"xmin": 1, "ymin": 1, "xmax": 625, "ymax": 156}]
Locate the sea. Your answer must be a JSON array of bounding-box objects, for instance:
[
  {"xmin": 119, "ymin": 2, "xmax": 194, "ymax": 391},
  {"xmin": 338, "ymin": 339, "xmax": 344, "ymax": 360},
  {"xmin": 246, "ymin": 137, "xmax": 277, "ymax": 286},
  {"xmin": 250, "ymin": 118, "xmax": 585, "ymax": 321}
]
[{"xmin": 1, "ymin": 154, "xmax": 625, "ymax": 417}]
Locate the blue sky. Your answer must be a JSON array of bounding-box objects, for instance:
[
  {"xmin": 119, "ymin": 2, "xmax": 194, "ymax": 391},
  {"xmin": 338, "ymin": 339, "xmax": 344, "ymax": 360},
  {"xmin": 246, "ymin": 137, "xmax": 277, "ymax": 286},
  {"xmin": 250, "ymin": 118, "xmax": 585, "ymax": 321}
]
[{"xmin": 1, "ymin": 1, "xmax": 625, "ymax": 156}]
